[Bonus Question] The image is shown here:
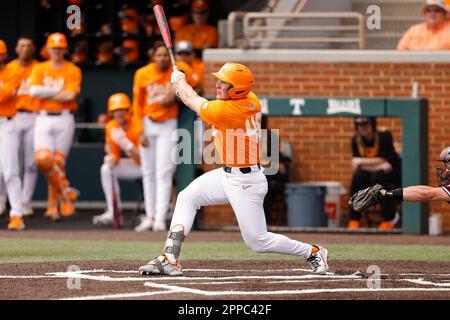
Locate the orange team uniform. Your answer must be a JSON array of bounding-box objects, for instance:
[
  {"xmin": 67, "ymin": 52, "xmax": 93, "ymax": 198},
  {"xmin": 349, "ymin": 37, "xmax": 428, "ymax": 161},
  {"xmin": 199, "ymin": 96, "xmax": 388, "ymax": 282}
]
[
  {"xmin": 190, "ymin": 58, "xmax": 205, "ymax": 87},
  {"xmin": 199, "ymin": 92, "xmax": 261, "ymax": 167},
  {"xmin": 0, "ymin": 64, "xmax": 22, "ymax": 117},
  {"xmin": 29, "ymin": 60, "xmax": 82, "ymax": 112},
  {"xmin": 397, "ymin": 20, "xmax": 450, "ymax": 50},
  {"xmin": 133, "ymin": 61, "xmax": 195, "ymax": 133},
  {"xmin": 105, "ymin": 116, "xmax": 140, "ymax": 165},
  {"xmin": 7, "ymin": 59, "xmax": 40, "ymax": 112},
  {"xmin": 175, "ymin": 24, "xmax": 218, "ymax": 50}
]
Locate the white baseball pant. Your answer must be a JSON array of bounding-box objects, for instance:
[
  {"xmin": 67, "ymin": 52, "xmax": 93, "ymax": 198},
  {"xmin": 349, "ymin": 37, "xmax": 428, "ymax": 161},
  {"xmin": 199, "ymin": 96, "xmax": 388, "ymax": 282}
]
[
  {"xmin": 15, "ymin": 111, "xmax": 38, "ymax": 205},
  {"xmin": 0, "ymin": 118, "xmax": 23, "ymax": 217},
  {"xmin": 100, "ymin": 158, "xmax": 142, "ymax": 213},
  {"xmin": 139, "ymin": 117, "xmax": 177, "ymax": 224},
  {"xmin": 168, "ymin": 167, "xmax": 313, "ymax": 259},
  {"xmin": 34, "ymin": 111, "xmax": 75, "ymax": 157},
  {"xmin": 0, "ymin": 170, "xmax": 5, "ymax": 206}
]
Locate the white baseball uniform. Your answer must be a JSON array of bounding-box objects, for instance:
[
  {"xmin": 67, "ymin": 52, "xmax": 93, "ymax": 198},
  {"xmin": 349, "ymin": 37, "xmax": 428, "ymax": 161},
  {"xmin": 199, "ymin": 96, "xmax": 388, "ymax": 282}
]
[
  {"xmin": 167, "ymin": 92, "xmax": 313, "ymax": 259},
  {"xmin": 133, "ymin": 61, "xmax": 195, "ymax": 225},
  {"xmin": 8, "ymin": 59, "xmax": 40, "ymax": 206},
  {"xmin": 0, "ymin": 63, "xmax": 23, "ymax": 218}
]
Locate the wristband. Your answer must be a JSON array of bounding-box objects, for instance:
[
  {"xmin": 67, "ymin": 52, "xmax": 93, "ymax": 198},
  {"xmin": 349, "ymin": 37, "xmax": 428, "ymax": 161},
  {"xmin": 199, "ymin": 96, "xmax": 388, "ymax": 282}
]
[{"xmin": 385, "ymin": 188, "xmax": 403, "ymax": 201}]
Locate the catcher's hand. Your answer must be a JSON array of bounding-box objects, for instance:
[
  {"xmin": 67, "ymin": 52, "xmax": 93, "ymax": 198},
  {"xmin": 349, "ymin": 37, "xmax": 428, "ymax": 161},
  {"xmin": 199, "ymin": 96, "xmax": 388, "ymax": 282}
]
[{"xmin": 349, "ymin": 184, "xmax": 384, "ymax": 212}]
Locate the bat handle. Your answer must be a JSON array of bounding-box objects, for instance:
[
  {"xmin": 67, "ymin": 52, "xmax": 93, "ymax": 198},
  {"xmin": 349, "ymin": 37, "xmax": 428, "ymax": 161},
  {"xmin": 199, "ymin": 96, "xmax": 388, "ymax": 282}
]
[{"xmin": 169, "ymin": 51, "xmax": 178, "ymax": 71}]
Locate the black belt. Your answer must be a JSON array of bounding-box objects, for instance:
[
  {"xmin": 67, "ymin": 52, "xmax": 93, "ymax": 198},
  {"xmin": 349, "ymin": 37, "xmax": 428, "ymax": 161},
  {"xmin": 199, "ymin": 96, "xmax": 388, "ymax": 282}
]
[
  {"xmin": 0, "ymin": 116, "xmax": 13, "ymax": 120},
  {"xmin": 223, "ymin": 164, "xmax": 260, "ymax": 174},
  {"xmin": 17, "ymin": 109, "xmax": 33, "ymax": 113},
  {"xmin": 42, "ymin": 111, "xmax": 74, "ymax": 116}
]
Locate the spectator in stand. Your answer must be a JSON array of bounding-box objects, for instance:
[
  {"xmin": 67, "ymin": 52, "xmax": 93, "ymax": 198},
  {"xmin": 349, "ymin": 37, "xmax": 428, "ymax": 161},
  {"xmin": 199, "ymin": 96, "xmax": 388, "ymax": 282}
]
[
  {"xmin": 119, "ymin": 7, "xmax": 139, "ymax": 35},
  {"xmin": 397, "ymin": 0, "xmax": 450, "ymax": 50},
  {"xmin": 174, "ymin": 40, "xmax": 205, "ymax": 95},
  {"xmin": 117, "ymin": 39, "xmax": 139, "ymax": 65},
  {"xmin": 70, "ymin": 40, "xmax": 88, "ymax": 64},
  {"xmin": 96, "ymin": 41, "xmax": 114, "ymax": 65},
  {"xmin": 168, "ymin": 0, "xmax": 191, "ymax": 33},
  {"xmin": 175, "ymin": 0, "xmax": 218, "ymax": 55}
]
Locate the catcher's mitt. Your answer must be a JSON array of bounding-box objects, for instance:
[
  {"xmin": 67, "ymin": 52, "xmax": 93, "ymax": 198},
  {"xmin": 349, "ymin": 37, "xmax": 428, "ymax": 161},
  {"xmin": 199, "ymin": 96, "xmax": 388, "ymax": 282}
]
[{"xmin": 349, "ymin": 184, "xmax": 384, "ymax": 212}]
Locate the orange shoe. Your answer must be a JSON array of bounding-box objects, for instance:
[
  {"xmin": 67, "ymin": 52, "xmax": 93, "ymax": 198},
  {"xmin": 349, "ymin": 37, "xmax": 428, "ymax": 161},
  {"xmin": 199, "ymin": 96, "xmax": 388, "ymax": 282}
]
[
  {"xmin": 8, "ymin": 216, "xmax": 25, "ymax": 231},
  {"xmin": 59, "ymin": 201, "xmax": 75, "ymax": 217},
  {"xmin": 379, "ymin": 221, "xmax": 394, "ymax": 230},
  {"xmin": 45, "ymin": 207, "xmax": 61, "ymax": 221},
  {"xmin": 348, "ymin": 220, "xmax": 360, "ymax": 229}
]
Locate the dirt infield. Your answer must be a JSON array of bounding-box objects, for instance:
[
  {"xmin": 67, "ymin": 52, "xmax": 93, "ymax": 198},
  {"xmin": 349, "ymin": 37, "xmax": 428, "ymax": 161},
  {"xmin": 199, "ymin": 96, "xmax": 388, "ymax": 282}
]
[{"xmin": 2, "ymin": 260, "xmax": 450, "ymax": 300}]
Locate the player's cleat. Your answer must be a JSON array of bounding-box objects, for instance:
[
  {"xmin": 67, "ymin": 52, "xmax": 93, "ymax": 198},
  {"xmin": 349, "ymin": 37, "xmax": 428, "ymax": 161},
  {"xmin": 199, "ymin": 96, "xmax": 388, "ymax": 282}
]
[
  {"xmin": 134, "ymin": 215, "xmax": 153, "ymax": 232},
  {"xmin": 348, "ymin": 220, "xmax": 360, "ymax": 229},
  {"xmin": 7, "ymin": 216, "xmax": 25, "ymax": 231},
  {"xmin": 138, "ymin": 255, "xmax": 183, "ymax": 276},
  {"xmin": 306, "ymin": 245, "xmax": 329, "ymax": 275},
  {"xmin": 92, "ymin": 211, "xmax": 114, "ymax": 226},
  {"xmin": 45, "ymin": 207, "xmax": 61, "ymax": 221},
  {"xmin": 59, "ymin": 201, "xmax": 75, "ymax": 217},
  {"xmin": 0, "ymin": 203, "xmax": 6, "ymax": 217},
  {"xmin": 153, "ymin": 219, "xmax": 167, "ymax": 232},
  {"xmin": 378, "ymin": 221, "xmax": 394, "ymax": 230},
  {"xmin": 22, "ymin": 204, "xmax": 34, "ymax": 217}
]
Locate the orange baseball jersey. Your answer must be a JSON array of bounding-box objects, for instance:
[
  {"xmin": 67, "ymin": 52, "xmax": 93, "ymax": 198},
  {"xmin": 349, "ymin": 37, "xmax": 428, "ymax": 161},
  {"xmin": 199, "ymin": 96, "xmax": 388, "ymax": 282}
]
[
  {"xmin": 199, "ymin": 92, "xmax": 261, "ymax": 167},
  {"xmin": 29, "ymin": 60, "xmax": 82, "ymax": 112},
  {"xmin": 190, "ymin": 58, "xmax": 205, "ymax": 87},
  {"xmin": 0, "ymin": 64, "xmax": 22, "ymax": 117},
  {"xmin": 132, "ymin": 61, "xmax": 194, "ymax": 133},
  {"xmin": 175, "ymin": 24, "xmax": 218, "ymax": 49},
  {"xmin": 7, "ymin": 59, "xmax": 40, "ymax": 112},
  {"xmin": 105, "ymin": 115, "xmax": 140, "ymax": 165},
  {"xmin": 397, "ymin": 20, "xmax": 450, "ymax": 50}
]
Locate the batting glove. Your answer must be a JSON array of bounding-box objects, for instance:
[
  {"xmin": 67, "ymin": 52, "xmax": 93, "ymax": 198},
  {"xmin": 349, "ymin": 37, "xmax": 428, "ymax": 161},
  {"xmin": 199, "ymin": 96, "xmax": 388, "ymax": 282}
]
[
  {"xmin": 171, "ymin": 70, "xmax": 185, "ymax": 85},
  {"xmin": 110, "ymin": 127, "xmax": 134, "ymax": 152}
]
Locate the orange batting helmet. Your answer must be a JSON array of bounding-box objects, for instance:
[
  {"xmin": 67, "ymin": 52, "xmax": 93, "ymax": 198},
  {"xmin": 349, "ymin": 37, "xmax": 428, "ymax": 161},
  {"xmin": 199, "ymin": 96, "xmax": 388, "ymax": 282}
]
[
  {"xmin": 108, "ymin": 93, "xmax": 131, "ymax": 112},
  {"xmin": 212, "ymin": 62, "xmax": 254, "ymax": 100},
  {"xmin": 0, "ymin": 40, "xmax": 7, "ymax": 54},
  {"xmin": 47, "ymin": 33, "xmax": 68, "ymax": 49}
]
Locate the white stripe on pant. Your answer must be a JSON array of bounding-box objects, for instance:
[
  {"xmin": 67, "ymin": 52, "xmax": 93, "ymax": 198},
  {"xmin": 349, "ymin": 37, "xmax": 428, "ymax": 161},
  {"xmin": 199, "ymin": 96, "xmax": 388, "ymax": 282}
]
[{"xmin": 168, "ymin": 168, "xmax": 313, "ymax": 259}]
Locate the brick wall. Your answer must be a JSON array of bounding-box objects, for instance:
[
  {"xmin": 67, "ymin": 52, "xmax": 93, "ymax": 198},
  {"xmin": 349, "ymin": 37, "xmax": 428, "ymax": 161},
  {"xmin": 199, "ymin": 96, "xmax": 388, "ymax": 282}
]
[{"xmin": 201, "ymin": 61, "xmax": 450, "ymax": 231}]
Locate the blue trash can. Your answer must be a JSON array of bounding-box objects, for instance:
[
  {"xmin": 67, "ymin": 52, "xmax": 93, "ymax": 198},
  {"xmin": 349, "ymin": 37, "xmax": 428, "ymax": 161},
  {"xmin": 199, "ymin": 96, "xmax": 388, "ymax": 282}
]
[{"xmin": 285, "ymin": 183, "xmax": 326, "ymax": 227}]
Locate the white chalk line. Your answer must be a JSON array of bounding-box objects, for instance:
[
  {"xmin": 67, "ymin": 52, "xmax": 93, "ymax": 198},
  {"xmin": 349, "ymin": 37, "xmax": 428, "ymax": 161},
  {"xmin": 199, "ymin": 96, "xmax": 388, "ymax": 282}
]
[
  {"xmin": 402, "ymin": 278, "xmax": 450, "ymax": 287},
  {"xmin": 143, "ymin": 281, "xmax": 450, "ymax": 296},
  {"xmin": 60, "ymin": 290, "xmax": 176, "ymax": 300}
]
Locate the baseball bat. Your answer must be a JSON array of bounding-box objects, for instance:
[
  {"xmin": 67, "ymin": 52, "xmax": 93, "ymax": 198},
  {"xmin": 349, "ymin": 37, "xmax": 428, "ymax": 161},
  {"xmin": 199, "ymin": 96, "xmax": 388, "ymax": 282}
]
[
  {"xmin": 153, "ymin": 4, "xmax": 178, "ymax": 71},
  {"xmin": 110, "ymin": 166, "xmax": 122, "ymax": 229}
]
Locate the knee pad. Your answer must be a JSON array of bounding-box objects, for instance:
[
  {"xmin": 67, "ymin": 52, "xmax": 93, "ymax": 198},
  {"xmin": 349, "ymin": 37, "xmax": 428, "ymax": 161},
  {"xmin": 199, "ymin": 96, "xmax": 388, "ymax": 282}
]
[
  {"xmin": 54, "ymin": 151, "xmax": 66, "ymax": 170},
  {"xmin": 35, "ymin": 149, "xmax": 54, "ymax": 172}
]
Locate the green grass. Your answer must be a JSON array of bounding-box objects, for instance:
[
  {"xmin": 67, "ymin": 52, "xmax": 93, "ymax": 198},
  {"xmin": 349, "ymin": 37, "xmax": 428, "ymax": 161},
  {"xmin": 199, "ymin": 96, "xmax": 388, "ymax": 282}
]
[{"xmin": 1, "ymin": 238, "xmax": 450, "ymax": 264}]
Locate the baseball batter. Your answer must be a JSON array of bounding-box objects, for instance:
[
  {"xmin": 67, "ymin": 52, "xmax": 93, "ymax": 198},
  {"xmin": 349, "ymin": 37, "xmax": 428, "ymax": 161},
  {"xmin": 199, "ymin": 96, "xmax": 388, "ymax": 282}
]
[
  {"xmin": 92, "ymin": 93, "xmax": 142, "ymax": 226},
  {"xmin": 138, "ymin": 62, "xmax": 329, "ymax": 276},
  {"xmin": 7, "ymin": 37, "xmax": 40, "ymax": 217},
  {"xmin": 132, "ymin": 44, "xmax": 195, "ymax": 232},
  {"xmin": 29, "ymin": 33, "xmax": 82, "ymax": 220},
  {"xmin": 0, "ymin": 39, "xmax": 25, "ymax": 230}
]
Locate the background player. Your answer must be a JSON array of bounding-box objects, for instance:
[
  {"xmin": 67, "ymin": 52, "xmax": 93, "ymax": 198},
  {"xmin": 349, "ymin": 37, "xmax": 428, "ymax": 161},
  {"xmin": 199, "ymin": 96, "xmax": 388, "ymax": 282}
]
[
  {"xmin": 0, "ymin": 39, "xmax": 25, "ymax": 230},
  {"xmin": 92, "ymin": 93, "xmax": 142, "ymax": 226},
  {"xmin": 29, "ymin": 33, "xmax": 82, "ymax": 220},
  {"xmin": 138, "ymin": 62, "xmax": 329, "ymax": 276},
  {"xmin": 7, "ymin": 37, "xmax": 40, "ymax": 217},
  {"xmin": 132, "ymin": 44, "xmax": 195, "ymax": 232}
]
